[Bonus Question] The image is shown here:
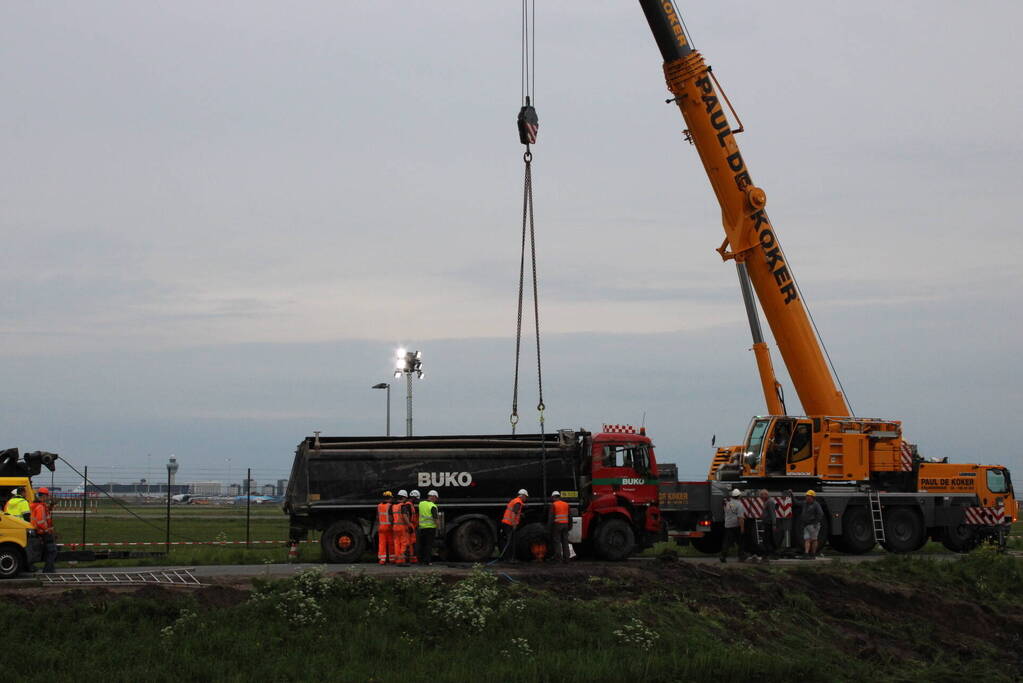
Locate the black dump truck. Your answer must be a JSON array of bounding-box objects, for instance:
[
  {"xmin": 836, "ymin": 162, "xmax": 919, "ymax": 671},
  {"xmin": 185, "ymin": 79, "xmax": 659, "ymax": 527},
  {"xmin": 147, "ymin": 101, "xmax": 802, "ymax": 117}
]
[{"xmin": 284, "ymin": 428, "xmax": 663, "ymax": 563}]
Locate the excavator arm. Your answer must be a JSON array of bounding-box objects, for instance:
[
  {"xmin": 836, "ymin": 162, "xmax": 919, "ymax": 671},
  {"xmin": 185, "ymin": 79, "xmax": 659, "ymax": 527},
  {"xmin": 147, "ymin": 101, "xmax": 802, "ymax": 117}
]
[{"xmin": 638, "ymin": 1, "xmax": 848, "ymax": 418}]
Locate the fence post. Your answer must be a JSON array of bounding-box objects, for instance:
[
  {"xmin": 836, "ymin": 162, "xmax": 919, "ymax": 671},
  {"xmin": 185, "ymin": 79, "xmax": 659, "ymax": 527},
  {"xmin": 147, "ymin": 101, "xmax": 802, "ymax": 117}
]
[
  {"xmin": 246, "ymin": 468, "xmax": 252, "ymax": 549},
  {"xmin": 165, "ymin": 466, "xmax": 172, "ymax": 553},
  {"xmin": 81, "ymin": 466, "xmax": 88, "ymax": 549}
]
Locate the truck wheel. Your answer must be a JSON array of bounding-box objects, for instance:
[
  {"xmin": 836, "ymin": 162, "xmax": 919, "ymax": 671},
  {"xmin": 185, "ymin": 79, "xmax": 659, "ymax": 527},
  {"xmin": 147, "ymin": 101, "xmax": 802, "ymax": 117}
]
[
  {"xmin": 321, "ymin": 519, "xmax": 366, "ymax": 563},
  {"xmin": 514, "ymin": 523, "xmax": 552, "ymax": 561},
  {"xmin": 690, "ymin": 527, "xmax": 723, "ymax": 554},
  {"xmin": 940, "ymin": 524, "xmax": 978, "ymax": 553},
  {"xmin": 839, "ymin": 507, "xmax": 876, "ymax": 554},
  {"xmin": 451, "ymin": 519, "xmax": 495, "ymax": 563},
  {"xmin": 880, "ymin": 507, "xmax": 925, "ymax": 553},
  {"xmin": 0, "ymin": 545, "xmax": 24, "ymax": 579},
  {"xmin": 594, "ymin": 518, "xmax": 635, "ymax": 561}
]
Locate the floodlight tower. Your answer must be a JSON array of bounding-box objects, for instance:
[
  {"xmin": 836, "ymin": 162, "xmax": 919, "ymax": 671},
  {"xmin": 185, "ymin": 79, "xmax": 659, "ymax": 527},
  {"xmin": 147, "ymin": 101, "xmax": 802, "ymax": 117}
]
[{"xmin": 393, "ymin": 348, "xmax": 424, "ymax": 437}]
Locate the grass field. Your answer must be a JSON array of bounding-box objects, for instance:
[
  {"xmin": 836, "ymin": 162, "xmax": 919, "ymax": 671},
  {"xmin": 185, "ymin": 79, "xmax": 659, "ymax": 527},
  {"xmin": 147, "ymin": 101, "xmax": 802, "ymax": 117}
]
[{"xmin": 5, "ymin": 550, "xmax": 1022, "ymax": 681}]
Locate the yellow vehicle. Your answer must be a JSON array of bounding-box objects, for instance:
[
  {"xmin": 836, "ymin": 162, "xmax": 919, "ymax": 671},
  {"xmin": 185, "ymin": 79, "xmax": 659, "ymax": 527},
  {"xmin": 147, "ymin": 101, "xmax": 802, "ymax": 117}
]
[{"xmin": 0, "ymin": 477, "xmax": 44, "ymax": 578}]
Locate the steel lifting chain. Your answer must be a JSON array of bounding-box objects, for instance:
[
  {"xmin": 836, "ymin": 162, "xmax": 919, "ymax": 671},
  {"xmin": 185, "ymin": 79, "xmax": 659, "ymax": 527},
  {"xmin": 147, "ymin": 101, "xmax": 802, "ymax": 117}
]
[{"xmin": 510, "ymin": 149, "xmax": 545, "ymax": 434}]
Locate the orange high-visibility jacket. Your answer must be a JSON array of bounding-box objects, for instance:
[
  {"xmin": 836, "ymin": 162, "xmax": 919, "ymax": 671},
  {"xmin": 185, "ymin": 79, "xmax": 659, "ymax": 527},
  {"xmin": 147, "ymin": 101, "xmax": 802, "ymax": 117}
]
[
  {"xmin": 30, "ymin": 501, "xmax": 53, "ymax": 534},
  {"xmin": 552, "ymin": 499, "xmax": 570, "ymax": 525},
  {"xmin": 502, "ymin": 496, "xmax": 525, "ymax": 527},
  {"xmin": 377, "ymin": 502, "xmax": 392, "ymax": 528}
]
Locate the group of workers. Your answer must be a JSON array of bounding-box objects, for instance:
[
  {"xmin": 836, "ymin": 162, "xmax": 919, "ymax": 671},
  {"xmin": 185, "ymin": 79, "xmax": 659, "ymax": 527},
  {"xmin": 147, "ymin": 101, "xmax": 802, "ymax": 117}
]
[
  {"xmin": 720, "ymin": 488, "xmax": 823, "ymax": 563},
  {"xmin": 374, "ymin": 487, "xmax": 575, "ymax": 564},
  {"xmin": 373, "ymin": 489, "xmax": 440, "ymax": 565},
  {"xmin": 2, "ymin": 487, "xmax": 58, "ymax": 573}
]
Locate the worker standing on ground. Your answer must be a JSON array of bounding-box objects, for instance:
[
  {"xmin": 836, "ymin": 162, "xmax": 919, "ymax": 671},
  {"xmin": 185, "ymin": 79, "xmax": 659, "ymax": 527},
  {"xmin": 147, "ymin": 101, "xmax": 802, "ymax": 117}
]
[
  {"xmin": 30, "ymin": 487, "xmax": 57, "ymax": 573},
  {"xmin": 548, "ymin": 491, "xmax": 572, "ymax": 564},
  {"xmin": 500, "ymin": 489, "xmax": 529, "ymax": 561},
  {"xmin": 374, "ymin": 491, "xmax": 394, "ymax": 565},
  {"xmin": 391, "ymin": 490, "xmax": 411, "ymax": 566},
  {"xmin": 398, "ymin": 492, "xmax": 415, "ymax": 564},
  {"xmin": 3, "ymin": 488, "xmax": 30, "ymax": 522},
  {"xmin": 719, "ymin": 489, "xmax": 746, "ymax": 563},
  {"xmin": 417, "ymin": 490, "xmax": 439, "ymax": 565},
  {"xmin": 802, "ymin": 490, "xmax": 824, "ymax": 559}
]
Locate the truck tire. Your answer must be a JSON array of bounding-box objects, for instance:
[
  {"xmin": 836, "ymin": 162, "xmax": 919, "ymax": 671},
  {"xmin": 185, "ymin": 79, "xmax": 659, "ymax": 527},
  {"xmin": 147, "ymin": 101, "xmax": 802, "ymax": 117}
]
[
  {"xmin": 514, "ymin": 522, "xmax": 553, "ymax": 561},
  {"xmin": 940, "ymin": 524, "xmax": 978, "ymax": 553},
  {"xmin": 321, "ymin": 519, "xmax": 367, "ymax": 563},
  {"xmin": 594, "ymin": 518, "xmax": 635, "ymax": 561},
  {"xmin": 0, "ymin": 545, "xmax": 24, "ymax": 579},
  {"xmin": 880, "ymin": 507, "xmax": 925, "ymax": 553},
  {"xmin": 690, "ymin": 527, "xmax": 723, "ymax": 554},
  {"xmin": 838, "ymin": 507, "xmax": 876, "ymax": 554},
  {"xmin": 451, "ymin": 519, "xmax": 495, "ymax": 563}
]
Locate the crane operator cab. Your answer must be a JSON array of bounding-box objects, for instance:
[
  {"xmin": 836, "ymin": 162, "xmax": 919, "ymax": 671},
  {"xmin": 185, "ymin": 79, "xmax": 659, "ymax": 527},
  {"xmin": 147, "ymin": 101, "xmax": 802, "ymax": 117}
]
[{"xmin": 741, "ymin": 417, "xmax": 813, "ymax": 478}]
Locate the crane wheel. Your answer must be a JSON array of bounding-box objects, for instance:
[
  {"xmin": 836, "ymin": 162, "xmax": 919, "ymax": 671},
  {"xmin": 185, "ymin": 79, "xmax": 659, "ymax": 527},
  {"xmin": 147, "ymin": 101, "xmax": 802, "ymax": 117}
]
[
  {"xmin": 838, "ymin": 507, "xmax": 876, "ymax": 554},
  {"xmin": 879, "ymin": 507, "xmax": 925, "ymax": 553}
]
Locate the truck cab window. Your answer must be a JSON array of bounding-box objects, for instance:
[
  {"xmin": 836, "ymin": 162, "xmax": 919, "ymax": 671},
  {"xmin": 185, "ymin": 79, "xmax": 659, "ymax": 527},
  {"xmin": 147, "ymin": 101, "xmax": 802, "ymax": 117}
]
[
  {"xmin": 787, "ymin": 423, "xmax": 812, "ymax": 464},
  {"xmin": 987, "ymin": 468, "xmax": 1009, "ymax": 494},
  {"xmin": 603, "ymin": 444, "xmax": 650, "ymax": 475}
]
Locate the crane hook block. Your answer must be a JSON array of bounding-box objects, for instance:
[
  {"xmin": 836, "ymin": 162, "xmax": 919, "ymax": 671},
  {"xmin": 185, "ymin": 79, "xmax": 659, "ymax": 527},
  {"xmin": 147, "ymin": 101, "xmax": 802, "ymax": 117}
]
[{"xmin": 517, "ymin": 98, "xmax": 539, "ymax": 145}]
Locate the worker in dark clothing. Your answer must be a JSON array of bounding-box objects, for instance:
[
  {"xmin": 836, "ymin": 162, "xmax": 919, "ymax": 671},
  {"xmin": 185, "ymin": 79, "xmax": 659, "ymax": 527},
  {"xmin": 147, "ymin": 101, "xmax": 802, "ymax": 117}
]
[
  {"xmin": 547, "ymin": 491, "xmax": 572, "ymax": 563},
  {"xmin": 499, "ymin": 489, "xmax": 528, "ymax": 561}
]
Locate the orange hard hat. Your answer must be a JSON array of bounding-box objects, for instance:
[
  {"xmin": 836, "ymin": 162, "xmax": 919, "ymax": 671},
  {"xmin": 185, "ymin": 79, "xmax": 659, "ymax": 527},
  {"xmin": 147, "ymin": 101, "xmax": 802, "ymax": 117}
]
[{"xmin": 37, "ymin": 487, "xmax": 50, "ymax": 495}]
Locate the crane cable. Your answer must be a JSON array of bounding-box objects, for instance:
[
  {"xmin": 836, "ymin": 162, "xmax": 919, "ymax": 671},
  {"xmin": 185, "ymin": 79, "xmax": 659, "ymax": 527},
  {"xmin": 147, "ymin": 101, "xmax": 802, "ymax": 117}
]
[{"xmin": 510, "ymin": 0, "xmax": 546, "ymax": 480}]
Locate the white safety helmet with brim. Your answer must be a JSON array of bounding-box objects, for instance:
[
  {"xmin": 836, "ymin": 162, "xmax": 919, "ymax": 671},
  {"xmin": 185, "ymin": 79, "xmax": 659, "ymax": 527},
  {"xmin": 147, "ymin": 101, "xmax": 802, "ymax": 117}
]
[
  {"xmin": 551, "ymin": 491, "xmax": 561, "ymax": 497},
  {"xmin": 397, "ymin": 489, "xmax": 408, "ymax": 497},
  {"xmin": 410, "ymin": 490, "xmax": 421, "ymax": 498},
  {"xmin": 427, "ymin": 490, "xmax": 439, "ymax": 497},
  {"xmin": 518, "ymin": 489, "xmax": 529, "ymax": 497},
  {"xmin": 731, "ymin": 489, "xmax": 742, "ymax": 497}
]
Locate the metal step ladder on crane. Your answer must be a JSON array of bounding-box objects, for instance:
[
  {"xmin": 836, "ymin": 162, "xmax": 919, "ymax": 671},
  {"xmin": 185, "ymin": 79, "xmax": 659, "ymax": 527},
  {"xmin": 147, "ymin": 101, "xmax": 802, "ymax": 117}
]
[{"xmin": 868, "ymin": 488, "xmax": 886, "ymax": 544}]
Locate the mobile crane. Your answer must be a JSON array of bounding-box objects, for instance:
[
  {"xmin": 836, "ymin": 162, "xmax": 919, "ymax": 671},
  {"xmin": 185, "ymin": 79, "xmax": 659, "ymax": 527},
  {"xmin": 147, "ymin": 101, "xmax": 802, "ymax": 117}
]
[{"xmin": 639, "ymin": 1, "xmax": 1016, "ymax": 553}]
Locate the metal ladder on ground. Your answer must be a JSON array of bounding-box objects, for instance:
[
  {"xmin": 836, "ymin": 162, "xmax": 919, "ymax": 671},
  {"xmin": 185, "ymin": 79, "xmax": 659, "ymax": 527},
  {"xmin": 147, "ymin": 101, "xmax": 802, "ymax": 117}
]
[
  {"xmin": 753, "ymin": 518, "xmax": 764, "ymax": 546},
  {"xmin": 868, "ymin": 489, "xmax": 886, "ymax": 544},
  {"xmin": 41, "ymin": 568, "xmax": 201, "ymax": 586}
]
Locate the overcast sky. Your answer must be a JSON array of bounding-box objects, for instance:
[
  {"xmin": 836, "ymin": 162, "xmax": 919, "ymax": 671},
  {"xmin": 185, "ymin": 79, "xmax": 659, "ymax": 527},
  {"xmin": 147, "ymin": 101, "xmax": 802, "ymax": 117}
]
[{"xmin": 2, "ymin": 1, "xmax": 1021, "ymax": 486}]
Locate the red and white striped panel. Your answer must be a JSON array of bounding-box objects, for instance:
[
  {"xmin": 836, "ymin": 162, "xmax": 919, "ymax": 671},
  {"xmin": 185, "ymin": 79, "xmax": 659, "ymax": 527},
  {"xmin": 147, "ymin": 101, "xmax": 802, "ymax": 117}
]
[
  {"xmin": 740, "ymin": 497, "xmax": 765, "ymax": 518},
  {"xmin": 774, "ymin": 496, "xmax": 793, "ymax": 518},
  {"xmin": 900, "ymin": 441, "xmax": 913, "ymax": 472},
  {"xmin": 964, "ymin": 506, "xmax": 1007, "ymax": 526},
  {"xmin": 602, "ymin": 424, "xmax": 636, "ymax": 434}
]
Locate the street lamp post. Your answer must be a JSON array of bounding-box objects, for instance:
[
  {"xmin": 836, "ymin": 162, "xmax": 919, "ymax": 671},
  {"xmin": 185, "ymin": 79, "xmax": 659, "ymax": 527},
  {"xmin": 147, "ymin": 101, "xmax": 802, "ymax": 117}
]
[
  {"xmin": 372, "ymin": 383, "xmax": 391, "ymax": 436},
  {"xmin": 166, "ymin": 456, "xmax": 179, "ymax": 552},
  {"xmin": 393, "ymin": 349, "xmax": 424, "ymax": 437}
]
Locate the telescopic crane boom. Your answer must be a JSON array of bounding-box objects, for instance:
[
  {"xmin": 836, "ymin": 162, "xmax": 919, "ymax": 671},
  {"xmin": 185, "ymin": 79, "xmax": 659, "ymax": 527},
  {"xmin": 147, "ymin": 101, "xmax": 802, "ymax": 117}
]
[{"xmin": 639, "ymin": 1, "xmax": 848, "ymax": 418}]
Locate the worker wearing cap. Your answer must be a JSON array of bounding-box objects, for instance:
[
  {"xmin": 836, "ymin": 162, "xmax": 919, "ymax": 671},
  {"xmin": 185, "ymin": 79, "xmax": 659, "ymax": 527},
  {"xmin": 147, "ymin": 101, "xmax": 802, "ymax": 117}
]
[
  {"xmin": 391, "ymin": 490, "xmax": 412, "ymax": 566},
  {"xmin": 3, "ymin": 488, "xmax": 30, "ymax": 522},
  {"xmin": 500, "ymin": 489, "xmax": 529, "ymax": 560},
  {"xmin": 547, "ymin": 491, "xmax": 572, "ymax": 564},
  {"xmin": 30, "ymin": 487, "xmax": 57, "ymax": 573},
  {"xmin": 404, "ymin": 491, "xmax": 420, "ymax": 564},
  {"xmin": 417, "ymin": 490, "xmax": 440, "ymax": 566},
  {"xmin": 802, "ymin": 490, "xmax": 824, "ymax": 559},
  {"xmin": 720, "ymin": 489, "xmax": 746, "ymax": 563},
  {"xmin": 374, "ymin": 491, "xmax": 394, "ymax": 564}
]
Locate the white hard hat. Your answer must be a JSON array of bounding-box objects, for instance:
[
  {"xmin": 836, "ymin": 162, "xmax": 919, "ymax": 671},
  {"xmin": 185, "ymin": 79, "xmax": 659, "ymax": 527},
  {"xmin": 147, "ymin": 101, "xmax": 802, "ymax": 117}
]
[
  {"xmin": 731, "ymin": 489, "xmax": 742, "ymax": 497},
  {"xmin": 551, "ymin": 491, "xmax": 561, "ymax": 497},
  {"xmin": 397, "ymin": 489, "xmax": 408, "ymax": 497},
  {"xmin": 518, "ymin": 489, "xmax": 529, "ymax": 496},
  {"xmin": 410, "ymin": 490, "xmax": 421, "ymax": 498},
  {"xmin": 428, "ymin": 490, "xmax": 439, "ymax": 497}
]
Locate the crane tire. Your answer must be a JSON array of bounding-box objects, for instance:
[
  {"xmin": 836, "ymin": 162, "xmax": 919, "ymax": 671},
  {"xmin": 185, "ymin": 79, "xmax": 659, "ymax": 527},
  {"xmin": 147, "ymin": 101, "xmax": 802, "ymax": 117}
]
[{"xmin": 880, "ymin": 507, "xmax": 925, "ymax": 553}]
